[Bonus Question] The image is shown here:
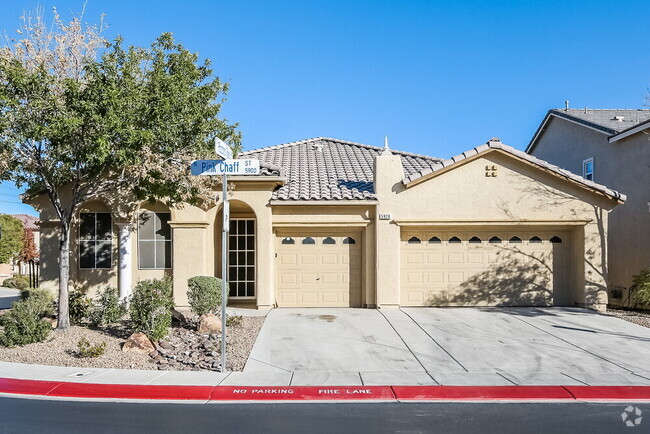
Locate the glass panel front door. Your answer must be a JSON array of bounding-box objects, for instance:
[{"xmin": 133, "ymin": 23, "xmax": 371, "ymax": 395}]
[{"xmin": 228, "ymin": 219, "xmax": 255, "ymax": 298}]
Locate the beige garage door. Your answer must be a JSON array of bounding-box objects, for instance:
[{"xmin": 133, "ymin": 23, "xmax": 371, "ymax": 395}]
[
  {"xmin": 401, "ymin": 229, "xmax": 573, "ymax": 307},
  {"xmin": 276, "ymin": 233, "xmax": 362, "ymax": 307}
]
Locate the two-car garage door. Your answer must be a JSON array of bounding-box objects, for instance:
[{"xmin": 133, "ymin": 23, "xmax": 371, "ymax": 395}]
[
  {"xmin": 401, "ymin": 229, "xmax": 573, "ymax": 307},
  {"xmin": 276, "ymin": 233, "xmax": 362, "ymax": 307},
  {"xmin": 274, "ymin": 228, "xmax": 573, "ymax": 308}
]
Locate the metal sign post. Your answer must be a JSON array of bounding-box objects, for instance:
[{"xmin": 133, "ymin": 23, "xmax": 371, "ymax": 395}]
[
  {"xmin": 188, "ymin": 138, "xmax": 261, "ymax": 373},
  {"xmin": 221, "ymin": 172, "xmax": 228, "ymax": 373}
]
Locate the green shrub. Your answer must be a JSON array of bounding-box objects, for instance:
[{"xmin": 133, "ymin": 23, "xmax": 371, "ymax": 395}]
[
  {"xmin": 89, "ymin": 287, "xmax": 127, "ymax": 326},
  {"xmin": 76, "ymin": 337, "xmax": 106, "ymax": 358},
  {"xmin": 129, "ymin": 277, "xmax": 175, "ymax": 340},
  {"xmin": 19, "ymin": 288, "xmax": 55, "ymax": 317},
  {"xmin": 69, "ymin": 289, "xmax": 92, "ymax": 325},
  {"xmin": 0, "ymin": 298, "xmax": 51, "ymax": 347},
  {"xmin": 634, "ymin": 268, "xmax": 650, "ymax": 304},
  {"xmin": 3, "ymin": 276, "xmax": 29, "ymax": 290},
  {"xmin": 187, "ymin": 276, "xmax": 224, "ymax": 316}
]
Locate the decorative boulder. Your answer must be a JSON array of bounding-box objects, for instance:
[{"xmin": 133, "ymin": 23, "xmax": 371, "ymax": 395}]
[
  {"xmin": 171, "ymin": 308, "xmax": 189, "ymax": 325},
  {"xmin": 122, "ymin": 332, "xmax": 156, "ymax": 353},
  {"xmin": 198, "ymin": 314, "xmax": 222, "ymax": 335}
]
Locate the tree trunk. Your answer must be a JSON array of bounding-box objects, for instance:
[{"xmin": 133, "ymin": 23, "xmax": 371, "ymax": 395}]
[{"xmin": 57, "ymin": 225, "xmax": 71, "ymax": 330}]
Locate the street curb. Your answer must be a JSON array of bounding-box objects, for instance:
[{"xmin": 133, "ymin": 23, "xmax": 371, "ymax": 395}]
[{"xmin": 3, "ymin": 378, "xmax": 650, "ymax": 402}]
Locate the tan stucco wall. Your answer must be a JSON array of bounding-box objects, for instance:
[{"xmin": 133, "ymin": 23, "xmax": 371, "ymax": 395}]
[
  {"xmin": 530, "ymin": 117, "xmax": 650, "ymax": 304},
  {"xmin": 373, "ymin": 150, "xmax": 615, "ymax": 310},
  {"xmin": 31, "ymin": 148, "xmax": 616, "ymax": 311}
]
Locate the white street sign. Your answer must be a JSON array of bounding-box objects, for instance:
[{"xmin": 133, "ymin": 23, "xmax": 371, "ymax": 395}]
[
  {"xmin": 191, "ymin": 159, "xmax": 260, "ymax": 176},
  {"xmin": 214, "ymin": 137, "xmax": 233, "ymax": 160}
]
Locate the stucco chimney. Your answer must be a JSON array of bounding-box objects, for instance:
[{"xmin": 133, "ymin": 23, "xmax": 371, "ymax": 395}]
[
  {"xmin": 373, "ymin": 145, "xmax": 404, "ymax": 197},
  {"xmin": 373, "ymin": 141, "xmax": 404, "ymax": 308}
]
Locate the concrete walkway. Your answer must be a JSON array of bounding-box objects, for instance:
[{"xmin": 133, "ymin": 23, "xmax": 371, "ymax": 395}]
[{"xmin": 2, "ymin": 307, "xmax": 650, "ymax": 387}]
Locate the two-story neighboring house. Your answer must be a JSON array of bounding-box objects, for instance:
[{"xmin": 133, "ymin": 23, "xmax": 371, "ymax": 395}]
[{"xmin": 526, "ymin": 108, "xmax": 650, "ymax": 305}]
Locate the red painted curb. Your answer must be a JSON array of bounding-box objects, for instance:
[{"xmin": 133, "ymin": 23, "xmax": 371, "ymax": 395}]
[
  {"xmin": 565, "ymin": 386, "xmax": 650, "ymax": 401},
  {"xmin": 0, "ymin": 378, "xmax": 61, "ymax": 396},
  {"xmin": 48, "ymin": 382, "xmax": 214, "ymax": 401},
  {"xmin": 210, "ymin": 386, "xmax": 395, "ymax": 401},
  {"xmin": 2, "ymin": 378, "xmax": 650, "ymax": 402},
  {"xmin": 392, "ymin": 386, "xmax": 575, "ymax": 401}
]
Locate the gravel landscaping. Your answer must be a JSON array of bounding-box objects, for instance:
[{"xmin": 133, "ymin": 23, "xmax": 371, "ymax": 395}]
[
  {"xmin": 606, "ymin": 307, "xmax": 650, "ymax": 328},
  {"xmin": 0, "ymin": 315, "xmax": 265, "ymax": 372}
]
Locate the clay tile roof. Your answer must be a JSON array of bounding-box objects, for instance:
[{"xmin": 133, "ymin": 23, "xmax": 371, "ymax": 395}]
[
  {"xmin": 241, "ymin": 137, "xmax": 442, "ymax": 201},
  {"xmin": 10, "ymin": 214, "xmax": 39, "ymax": 230},
  {"xmin": 403, "ymin": 138, "xmax": 626, "ymax": 202}
]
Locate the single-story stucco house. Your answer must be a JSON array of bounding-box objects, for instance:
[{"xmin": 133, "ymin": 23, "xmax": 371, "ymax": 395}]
[{"xmin": 29, "ymin": 137, "xmax": 625, "ymax": 311}]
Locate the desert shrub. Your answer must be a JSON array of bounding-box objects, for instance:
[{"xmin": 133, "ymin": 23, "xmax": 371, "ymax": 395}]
[
  {"xmin": 634, "ymin": 268, "xmax": 650, "ymax": 304},
  {"xmin": 0, "ymin": 298, "xmax": 51, "ymax": 347},
  {"xmin": 129, "ymin": 277, "xmax": 174, "ymax": 340},
  {"xmin": 19, "ymin": 288, "xmax": 55, "ymax": 317},
  {"xmin": 89, "ymin": 287, "xmax": 127, "ymax": 326},
  {"xmin": 187, "ymin": 276, "xmax": 224, "ymax": 316},
  {"xmin": 69, "ymin": 289, "xmax": 92, "ymax": 325},
  {"xmin": 3, "ymin": 276, "xmax": 29, "ymax": 290},
  {"xmin": 226, "ymin": 314, "xmax": 243, "ymax": 327},
  {"xmin": 76, "ymin": 337, "xmax": 106, "ymax": 358}
]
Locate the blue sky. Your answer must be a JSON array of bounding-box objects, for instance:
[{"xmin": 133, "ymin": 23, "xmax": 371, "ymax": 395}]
[{"xmin": 1, "ymin": 0, "xmax": 649, "ymax": 215}]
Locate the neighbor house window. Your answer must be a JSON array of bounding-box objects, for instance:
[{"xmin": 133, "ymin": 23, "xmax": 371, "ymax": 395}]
[
  {"xmin": 138, "ymin": 212, "xmax": 172, "ymax": 269},
  {"xmin": 79, "ymin": 212, "xmax": 112, "ymax": 269},
  {"xmin": 583, "ymin": 157, "xmax": 594, "ymax": 181}
]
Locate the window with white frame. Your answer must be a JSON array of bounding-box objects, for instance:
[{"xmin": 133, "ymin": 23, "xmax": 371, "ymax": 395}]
[
  {"xmin": 138, "ymin": 212, "xmax": 172, "ymax": 269},
  {"xmin": 79, "ymin": 212, "xmax": 112, "ymax": 269},
  {"xmin": 583, "ymin": 157, "xmax": 594, "ymax": 181}
]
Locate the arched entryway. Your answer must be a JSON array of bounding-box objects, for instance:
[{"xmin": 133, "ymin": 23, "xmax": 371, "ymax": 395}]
[{"xmin": 215, "ymin": 200, "xmax": 257, "ymax": 303}]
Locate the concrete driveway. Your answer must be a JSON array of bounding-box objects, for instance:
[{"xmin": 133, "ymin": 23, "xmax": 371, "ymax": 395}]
[{"xmin": 243, "ymin": 307, "xmax": 650, "ymax": 386}]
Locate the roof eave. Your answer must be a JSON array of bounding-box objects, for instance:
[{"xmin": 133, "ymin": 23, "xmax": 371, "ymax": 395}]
[
  {"xmin": 608, "ymin": 119, "xmax": 650, "ymax": 143},
  {"xmin": 403, "ymin": 143, "xmax": 626, "ymax": 204},
  {"xmin": 527, "ymin": 111, "xmax": 614, "ymax": 154}
]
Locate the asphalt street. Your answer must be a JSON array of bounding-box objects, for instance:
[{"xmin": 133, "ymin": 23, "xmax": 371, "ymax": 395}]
[{"xmin": 0, "ymin": 396, "xmax": 645, "ymax": 433}]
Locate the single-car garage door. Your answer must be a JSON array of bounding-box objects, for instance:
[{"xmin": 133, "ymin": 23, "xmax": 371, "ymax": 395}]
[
  {"xmin": 401, "ymin": 229, "xmax": 573, "ymax": 307},
  {"xmin": 276, "ymin": 233, "xmax": 362, "ymax": 307}
]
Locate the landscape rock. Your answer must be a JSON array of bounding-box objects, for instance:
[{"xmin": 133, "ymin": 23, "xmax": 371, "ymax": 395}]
[
  {"xmin": 158, "ymin": 340, "xmax": 173, "ymax": 350},
  {"xmin": 171, "ymin": 309, "xmax": 189, "ymax": 325},
  {"xmin": 198, "ymin": 314, "xmax": 222, "ymax": 335},
  {"xmin": 122, "ymin": 332, "xmax": 156, "ymax": 353}
]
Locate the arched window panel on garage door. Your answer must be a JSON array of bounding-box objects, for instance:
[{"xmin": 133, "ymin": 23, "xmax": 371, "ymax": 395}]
[
  {"xmin": 529, "ymin": 236, "xmax": 542, "ymax": 243},
  {"xmin": 302, "ymin": 237, "xmax": 315, "ymax": 245},
  {"xmin": 489, "ymin": 236, "xmax": 502, "ymax": 244},
  {"xmin": 323, "ymin": 237, "xmax": 336, "ymax": 244},
  {"xmin": 343, "ymin": 237, "xmax": 356, "ymax": 244},
  {"xmin": 469, "ymin": 236, "xmax": 482, "ymax": 243},
  {"xmin": 509, "ymin": 236, "xmax": 522, "ymax": 243},
  {"xmin": 448, "ymin": 236, "xmax": 461, "ymax": 243},
  {"xmin": 228, "ymin": 219, "xmax": 255, "ymax": 298},
  {"xmin": 408, "ymin": 237, "xmax": 421, "ymax": 244},
  {"xmin": 550, "ymin": 236, "xmax": 563, "ymax": 244},
  {"xmin": 428, "ymin": 236, "xmax": 442, "ymax": 244}
]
